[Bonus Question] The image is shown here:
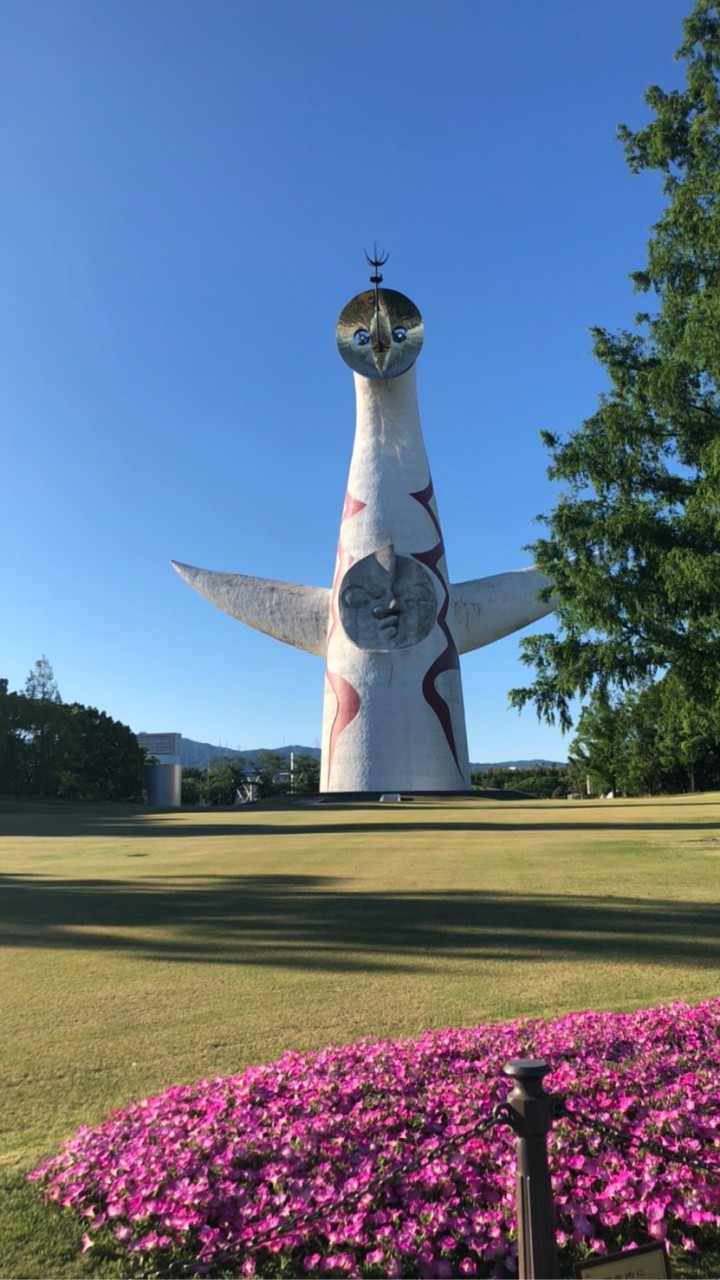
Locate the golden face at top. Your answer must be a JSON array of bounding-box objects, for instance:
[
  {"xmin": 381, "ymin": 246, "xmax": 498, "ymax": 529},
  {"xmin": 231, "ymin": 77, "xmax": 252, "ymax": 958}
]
[{"xmin": 336, "ymin": 287, "xmax": 424, "ymax": 379}]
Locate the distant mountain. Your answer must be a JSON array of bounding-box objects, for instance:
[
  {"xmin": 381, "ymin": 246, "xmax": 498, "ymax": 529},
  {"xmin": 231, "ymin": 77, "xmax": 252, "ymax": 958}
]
[
  {"xmin": 180, "ymin": 738, "xmax": 564, "ymax": 771},
  {"xmin": 470, "ymin": 759, "xmax": 566, "ymax": 771},
  {"xmin": 180, "ymin": 739, "xmax": 320, "ymax": 769}
]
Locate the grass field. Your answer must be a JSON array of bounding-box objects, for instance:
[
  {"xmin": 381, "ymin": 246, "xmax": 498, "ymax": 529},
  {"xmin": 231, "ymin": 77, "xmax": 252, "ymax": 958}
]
[{"xmin": 2, "ymin": 793, "xmax": 720, "ymax": 1276}]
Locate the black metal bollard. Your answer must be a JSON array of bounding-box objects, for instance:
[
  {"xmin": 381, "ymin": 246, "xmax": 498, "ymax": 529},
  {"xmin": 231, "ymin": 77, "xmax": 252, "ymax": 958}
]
[{"xmin": 502, "ymin": 1058, "xmax": 559, "ymax": 1280}]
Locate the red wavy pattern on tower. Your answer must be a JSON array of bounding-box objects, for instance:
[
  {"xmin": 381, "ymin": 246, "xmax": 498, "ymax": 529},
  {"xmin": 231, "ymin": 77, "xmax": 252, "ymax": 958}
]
[
  {"xmin": 325, "ymin": 491, "xmax": 367, "ymax": 781},
  {"xmin": 410, "ymin": 480, "xmax": 462, "ymax": 773},
  {"xmin": 326, "ymin": 671, "xmax": 362, "ymax": 766},
  {"xmin": 342, "ymin": 492, "xmax": 367, "ymax": 523}
]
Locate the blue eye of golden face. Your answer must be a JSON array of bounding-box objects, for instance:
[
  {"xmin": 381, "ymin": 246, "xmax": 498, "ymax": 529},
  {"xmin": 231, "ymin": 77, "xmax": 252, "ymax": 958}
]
[
  {"xmin": 392, "ymin": 326, "xmax": 407, "ymax": 343},
  {"xmin": 353, "ymin": 329, "xmax": 371, "ymax": 346}
]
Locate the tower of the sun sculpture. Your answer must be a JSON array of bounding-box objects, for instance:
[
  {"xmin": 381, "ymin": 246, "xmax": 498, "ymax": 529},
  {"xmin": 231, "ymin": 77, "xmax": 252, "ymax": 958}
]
[{"xmin": 173, "ymin": 258, "xmax": 555, "ymax": 793}]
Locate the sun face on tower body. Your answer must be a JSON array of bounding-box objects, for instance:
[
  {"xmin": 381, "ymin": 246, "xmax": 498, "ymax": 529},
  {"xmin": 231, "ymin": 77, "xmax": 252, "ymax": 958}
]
[{"xmin": 336, "ymin": 287, "xmax": 424, "ymax": 379}]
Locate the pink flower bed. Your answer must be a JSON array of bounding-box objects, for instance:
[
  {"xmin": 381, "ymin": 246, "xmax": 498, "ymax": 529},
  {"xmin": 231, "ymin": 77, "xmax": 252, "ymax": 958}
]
[{"xmin": 30, "ymin": 1001, "xmax": 720, "ymax": 1277}]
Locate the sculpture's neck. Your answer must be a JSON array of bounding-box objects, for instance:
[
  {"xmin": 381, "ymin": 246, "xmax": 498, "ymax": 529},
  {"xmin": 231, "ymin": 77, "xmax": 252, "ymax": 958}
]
[
  {"xmin": 351, "ymin": 366, "xmax": 422, "ymax": 450},
  {"xmin": 351, "ymin": 366, "xmax": 429, "ymax": 488}
]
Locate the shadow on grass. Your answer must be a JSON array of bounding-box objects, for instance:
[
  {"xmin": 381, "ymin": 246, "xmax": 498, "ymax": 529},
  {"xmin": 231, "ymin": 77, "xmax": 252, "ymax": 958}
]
[
  {"xmin": 1, "ymin": 871, "xmax": 719, "ymax": 972},
  {"xmin": 2, "ymin": 800, "xmax": 720, "ymax": 838}
]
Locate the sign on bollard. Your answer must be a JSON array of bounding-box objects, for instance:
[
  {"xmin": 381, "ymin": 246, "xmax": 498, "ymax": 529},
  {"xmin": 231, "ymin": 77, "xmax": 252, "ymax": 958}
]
[{"xmin": 574, "ymin": 1242, "xmax": 670, "ymax": 1278}]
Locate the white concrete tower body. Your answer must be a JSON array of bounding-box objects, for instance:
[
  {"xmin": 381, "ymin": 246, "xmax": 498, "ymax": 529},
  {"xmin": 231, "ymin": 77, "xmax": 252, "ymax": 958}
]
[{"xmin": 322, "ymin": 357, "xmax": 469, "ymax": 791}]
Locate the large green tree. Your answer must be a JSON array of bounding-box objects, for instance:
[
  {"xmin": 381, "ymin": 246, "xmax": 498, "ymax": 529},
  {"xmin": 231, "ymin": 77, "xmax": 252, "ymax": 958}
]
[
  {"xmin": 0, "ymin": 679, "xmax": 24, "ymax": 793},
  {"xmin": 567, "ymin": 689, "xmax": 652, "ymax": 797},
  {"xmin": 511, "ymin": 1, "xmax": 720, "ymax": 731},
  {"xmin": 60, "ymin": 704, "xmax": 145, "ymax": 801},
  {"xmin": 566, "ymin": 675, "xmax": 720, "ymax": 796},
  {"xmin": 21, "ymin": 656, "xmax": 66, "ymax": 796},
  {"xmin": 0, "ymin": 659, "xmax": 144, "ymax": 801}
]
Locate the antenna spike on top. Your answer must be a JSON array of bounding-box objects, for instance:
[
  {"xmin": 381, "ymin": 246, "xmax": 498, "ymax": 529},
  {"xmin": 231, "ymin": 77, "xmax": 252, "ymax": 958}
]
[{"xmin": 364, "ymin": 242, "xmax": 389, "ymax": 285}]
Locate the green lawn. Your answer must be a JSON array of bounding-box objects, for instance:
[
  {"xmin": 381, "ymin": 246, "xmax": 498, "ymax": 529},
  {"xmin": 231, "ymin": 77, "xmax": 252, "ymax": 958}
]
[{"xmin": 1, "ymin": 794, "xmax": 719, "ymax": 1276}]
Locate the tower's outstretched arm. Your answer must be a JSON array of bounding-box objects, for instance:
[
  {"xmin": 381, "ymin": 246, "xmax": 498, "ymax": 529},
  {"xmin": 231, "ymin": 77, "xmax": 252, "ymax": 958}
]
[
  {"xmin": 172, "ymin": 558, "xmax": 554, "ymax": 660},
  {"xmin": 171, "ymin": 562, "xmax": 331, "ymax": 657},
  {"xmin": 450, "ymin": 568, "xmax": 555, "ymax": 655}
]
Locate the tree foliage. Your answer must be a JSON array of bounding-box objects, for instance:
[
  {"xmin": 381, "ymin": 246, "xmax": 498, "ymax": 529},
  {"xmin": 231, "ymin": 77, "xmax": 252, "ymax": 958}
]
[
  {"xmin": 511, "ymin": 1, "xmax": 720, "ymax": 730},
  {"xmin": 290, "ymin": 753, "xmax": 321, "ymax": 793},
  {"xmin": 253, "ymin": 751, "xmax": 287, "ymax": 797},
  {"xmin": 204, "ymin": 758, "xmax": 248, "ymax": 806},
  {"xmin": 471, "ymin": 764, "xmax": 569, "ymax": 799},
  {"xmin": 180, "ymin": 759, "xmax": 249, "ymax": 806},
  {"xmin": 21, "ymin": 656, "xmax": 65, "ymax": 796},
  {"xmin": 180, "ymin": 752, "xmax": 321, "ymax": 806},
  {"xmin": 0, "ymin": 659, "xmax": 144, "ymax": 801},
  {"xmin": 567, "ymin": 674, "xmax": 720, "ymax": 796}
]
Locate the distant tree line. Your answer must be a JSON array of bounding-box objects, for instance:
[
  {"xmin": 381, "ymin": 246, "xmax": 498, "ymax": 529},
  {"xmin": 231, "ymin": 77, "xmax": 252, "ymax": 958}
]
[
  {"xmin": 472, "ymin": 765, "xmax": 570, "ymax": 799},
  {"xmin": 182, "ymin": 751, "xmax": 320, "ymax": 805},
  {"xmin": 0, "ymin": 657, "xmax": 144, "ymax": 801}
]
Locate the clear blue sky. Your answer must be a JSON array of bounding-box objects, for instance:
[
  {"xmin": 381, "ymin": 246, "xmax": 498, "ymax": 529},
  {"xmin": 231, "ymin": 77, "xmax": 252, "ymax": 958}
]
[{"xmin": 1, "ymin": 0, "xmax": 689, "ymax": 762}]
